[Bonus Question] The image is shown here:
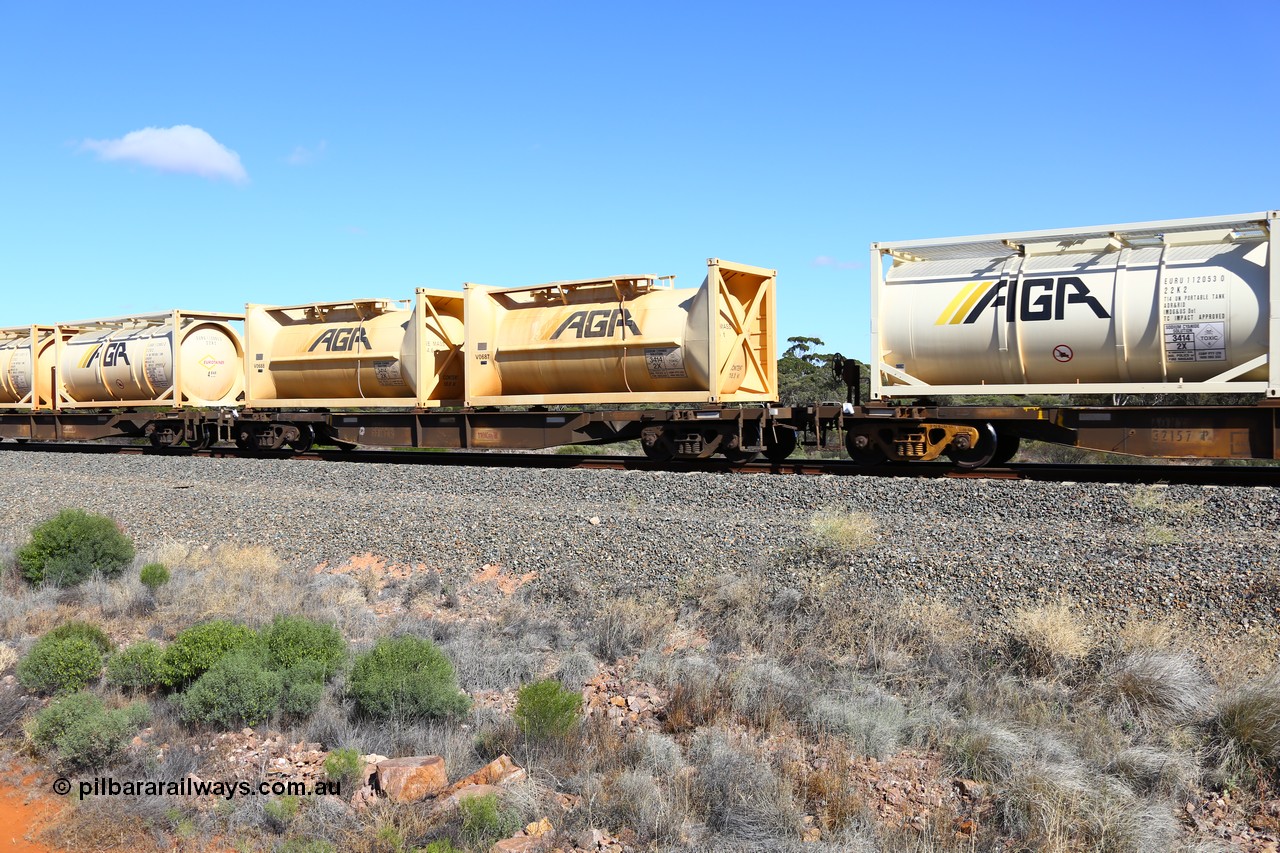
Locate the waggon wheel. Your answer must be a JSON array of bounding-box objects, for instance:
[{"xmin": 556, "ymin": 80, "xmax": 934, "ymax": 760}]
[
  {"xmin": 845, "ymin": 431, "xmax": 886, "ymax": 466},
  {"xmin": 722, "ymin": 423, "xmax": 762, "ymax": 464},
  {"xmin": 763, "ymin": 426, "xmax": 798, "ymax": 463},
  {"xmin": 287, "ymin": 424, "xmax": 314, "ymax": 453},
  {"xmin": 991, "ymin": 433, "xmax": 1021, "ymax": 466},
  {"xmin": 641, "ymin": 440, "xmax": 674, "ymax": 462},
  {"xmin": 947, "ymin": 423, "xmax": 998, "ymax": 470}
]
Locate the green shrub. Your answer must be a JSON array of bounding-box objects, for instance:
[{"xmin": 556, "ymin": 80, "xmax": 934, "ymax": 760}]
[
  {"xmin": 323, "ymin": 746, "xmax": 363, "ymax": 788},
  {"xmin": 278, "ymin": 841, "xmax": 336, "ymax": 853},
  {"xmin": 44, "ymin": 621, "xmax": 113, "ymax": 654},
  {"xmin": 18, "ymin": 509, "xmax": 135, "ymax": 586},
  {"xmin": 280, "ymin": 660, "xmax": 326, "ymax": 718},
  {"xmin": 17, "ymin": 628, "xmax": 108, "ymax": 694},
  {"xmin": 458, "ymin": 791, "xmax": 520, "ymax": 849},
  {"xmin": 263, "ymin": 795, "xmax": 300, "ymax": 832},
  {"xmin": 514, "ymin": 678, "xmax": 581, "ymax": 740},
  {"xmin": 348, "ymin": 636, "xmax": 469, "ymax": 720},
  {"xmin": 422, "ymin": 841, "xmax": 462, "ymax": 853},
  {"xmin": 262, "ymin": 616, "xmax": 346, "ymax": 678},
  {"xmin": 162, "ymin": 620, "xmax": 260, "ymax": 686},
  {"xmin": 139, "ymin": 562, "xmax": 171, "ymax": 592},
  {"xmin": 177, "ymin": 650, "xmax": 282, "ymax": 727},
  {"xmin": 105, "ymin": 641, "xmax": 167, "ymax": 692},
  {"xmin": 28, "ymin": 690, "xmax": 149, "ymax": 770}
]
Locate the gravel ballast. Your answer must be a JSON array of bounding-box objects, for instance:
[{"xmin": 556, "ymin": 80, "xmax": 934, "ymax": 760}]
[{"xmin": 0, "ymin": 452, "xmax": 1276, "ymax": 632}]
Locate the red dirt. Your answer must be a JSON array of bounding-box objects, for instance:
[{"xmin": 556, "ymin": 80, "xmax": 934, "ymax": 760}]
[{"xmin": 0, "ymin": 778, "xmax": 58, "ymax": 853}]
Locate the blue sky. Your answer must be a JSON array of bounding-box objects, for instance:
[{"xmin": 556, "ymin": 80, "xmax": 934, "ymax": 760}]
[{"xmin": 2, "ymin": 2, "xmax": 1277, "ymax": 360}]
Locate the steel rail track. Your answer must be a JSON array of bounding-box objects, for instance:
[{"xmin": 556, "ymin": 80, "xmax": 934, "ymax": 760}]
[{"xmin": 0, "ymin": 440, "xmax": 1276, "ymax": 487}]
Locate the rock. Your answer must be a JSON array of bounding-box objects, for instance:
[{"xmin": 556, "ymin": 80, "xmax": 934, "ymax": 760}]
[
  {"xmin": 439, "ymin": 783, "xmax": 500, "ymax": 810},
  {"xmin": 589, "ymin": 516, "xmax": 600, "ymax": 525},
  {"xmin": 490, "ymin": 837, "xmax": 544, "ymax": 853},
  {"xmin": 525, "ymin": 817, "xmax": 553, "ymax": 837},
  {"xmin": 447, "ymin": 755, "xmax": 526, "ymax": 792},
  {"xmin": 351, "ymin": 784, "xmax": 378, "ymax": 811},
  {"xmin": 376, "ymin": 755, "xmax": 448, "ymax": 803},
  {"xmin": 577, "ymin": 828, "xmax": 607, "ymax": 849}
]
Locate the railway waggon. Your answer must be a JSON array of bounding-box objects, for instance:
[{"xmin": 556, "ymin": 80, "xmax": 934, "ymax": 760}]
[{"xmin": 1, "ymin": 212, "xmax": 1278, "ymax": 468}]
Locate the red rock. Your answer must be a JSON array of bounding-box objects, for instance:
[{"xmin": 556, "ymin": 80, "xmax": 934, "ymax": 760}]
[
  {"xmin": 376, "ymin": 755, "xmax": 448, "ymax": 803},
  {"xmin": 490, "ymin": 837, "xmax": 544, "ymax": 853}
]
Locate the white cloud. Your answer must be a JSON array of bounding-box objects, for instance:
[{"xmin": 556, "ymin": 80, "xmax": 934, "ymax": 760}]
[
  {"xmin": 81, "ymin": 125, "xmax": 248, "ymax": 184},
  {"xmin": 812, "ymin": 255, "xmax": 862, "ymax": 270},
  {"xmin": 286, "ymin": 140, "xmax": 327, "ymax": 166}
]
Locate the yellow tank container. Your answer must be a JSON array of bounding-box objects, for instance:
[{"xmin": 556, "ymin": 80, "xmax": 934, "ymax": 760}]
[
  {"xmin": 0, "ymin": 326, "xmax": 59, "ymax": 408},
  {"xmin": 56, "ymin": 311, "xmax": 245, "ymax": 407},
  {"xmin": 463, "ymin": 258, "xmax": 777, "ymax": 405},
  {"xmin": 244, "ymin": 290, "xmax": 464, "ymax": 407}
]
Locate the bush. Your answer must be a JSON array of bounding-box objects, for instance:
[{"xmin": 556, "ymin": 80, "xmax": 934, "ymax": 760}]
[
  {"xmin": 348, "ymin": 636, "xmax": 469, "ymax": 720},
  {"xmin": 28, "ymin": 690, "xmax": 149, "ymax": 770},
  {"xmin": 139, "ymin": 562, "xmax": 170, "ymax": 592},
  {"xmin": 690, "ymin": 729, "xmax": 801, "ymax": 842},
  {"xmin": 280, "ymin": 661, "xmax": 326, "ymax": 718},
  {"xmin": 44, "ymin": 620, "xmax": 113, "ymax": 653},
  {"xmin": 18, "ymin": 509, "xmax": 135, "ymax": 586},
  {"xmin": 162, "ymin": 620, "xmax": 260, "ymax": 686},
  {"xmin": 730, "ymin": 660, "xmax": 808, "ymax": 729},
  {"xmin": 514, "ymin": 679, "xmax": 581, "ymax": 740},
  {"xmin": 261, "ymin": 616, "xmax": 346, "ymax": 678},
  {"xmin": 17, "ymin": 628, "xmax": 107, "ymax": 694},
  {"xmin": 323, "ymin": 746, "xmax": 363, "ymax": 788},
  {"xmin": 458, "ymin": 792, "xmax": 520, "ymax": 849},
  {"xmin": 177, "ymin": 650, "xmax": 283, "ymax": 727},
  {"xmin": 105, "ymin": 641, "xmax": 167, "ymax": 692}
]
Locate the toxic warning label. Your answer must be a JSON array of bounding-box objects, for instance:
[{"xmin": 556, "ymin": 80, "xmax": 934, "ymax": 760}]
[
  {"xmin": 373, "ymin": 360, "xmax": 405, "ymax": 386},
  {"xmin": 1162, "ymin": 273, "xmax": 1228, "ymax": 364},
  {"xmin": 644, "ymin": 347, "xmax": 687, "ymax": 379},
  {"xmin": 1164, "ymin": 322, "xmax": 1226, "ymax": 363}
]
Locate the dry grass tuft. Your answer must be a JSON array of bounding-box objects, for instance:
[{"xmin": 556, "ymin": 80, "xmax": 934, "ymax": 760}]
[
  {"xmin": 160, "ymin": 544, "xmax": 303, "ymax": 626},
  {"xmin": 730, "ymin": 659, "xmax": 809, "ymax": 730},
  {"xmin": 808, "ymin": 509, "xmax": 877, "ymax": 551},
  {"xmin": 590, "ymin": 597, "xmax": 670, "ymax": 662},
  {"xmin": 0, "ymin": 642, "xmax": 16, "ymax": 673},
  {"xmin": 1008, "ymin": 603, "xmax": 1092, "ymax": 678},
  {"xmin": 1107, "ymin": 746, "xmax": 1199, "ymax": 799},
  {"xmin": 689, "ymin": 727, "xmax": 802, "ymax": 844},
  {"xmin": 1208, "ymin": 676, "xmax": 1280, "ymax": 788},
  {"xmin": 946, "ymin": 718, "xmax": 1029, "ymax": 782},
  {"xmin": 1103, "ymin": 649, "xmax": 1212, "ymax": 728}
]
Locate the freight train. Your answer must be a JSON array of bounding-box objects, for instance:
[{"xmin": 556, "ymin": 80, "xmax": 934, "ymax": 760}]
[{"xmin": 1, "ymin": 211, "xmax": 1277, "ymax": 468}]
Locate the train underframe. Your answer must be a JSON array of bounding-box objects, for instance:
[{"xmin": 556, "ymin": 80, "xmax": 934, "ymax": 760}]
[{"xmin": 0, "ymin": 401, "xmax": 1277, "ymax": 467}]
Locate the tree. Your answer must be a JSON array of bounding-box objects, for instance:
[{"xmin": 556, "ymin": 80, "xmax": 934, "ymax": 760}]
[{"xmin": 777, "ymin": 336, "xmax": 854, "ymax": 405}]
